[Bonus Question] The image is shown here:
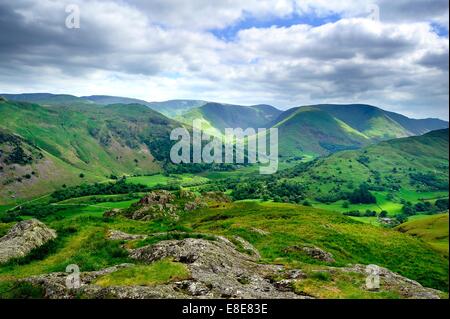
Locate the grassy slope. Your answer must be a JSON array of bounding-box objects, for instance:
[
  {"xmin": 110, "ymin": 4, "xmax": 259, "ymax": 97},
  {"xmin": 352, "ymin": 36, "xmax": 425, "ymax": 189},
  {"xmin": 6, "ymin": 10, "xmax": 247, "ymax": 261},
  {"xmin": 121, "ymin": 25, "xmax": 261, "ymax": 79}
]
[
  {"xmin": 313, "ymin": 104, "xmax": 412, "ymax": 140},
  {"xmin": 3, "ymin": 199, "xmax": 448, "ymax": 292},
  {"xmin": 274, "ymin": 107, "xmax": 370, "ymax": 157},
  {"xmin": 269, "ymin": 104, "xmax": 448, "ymax": 158},
  {"xmin": 396, "ymin": 214, "xmax": 449, "ymax": 257},
  {"xmin": 291, "ymin": 129, "xmax": 449, "ymax": 198},
  {"xmin": 0, "ymin": 100, "xmax": 186, "ymax": 203},
  {"xmin": 178, "ymin": 102, "xmax": 281, "ymax": 134}
]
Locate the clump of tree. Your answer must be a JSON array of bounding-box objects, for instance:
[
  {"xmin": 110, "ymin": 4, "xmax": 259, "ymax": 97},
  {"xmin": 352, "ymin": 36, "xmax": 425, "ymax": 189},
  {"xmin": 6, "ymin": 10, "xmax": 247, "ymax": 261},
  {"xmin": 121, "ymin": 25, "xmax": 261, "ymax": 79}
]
[
  {"xmin": 231, "ymin": 179, "xmax": 305, "ymax": 204},
  {"xmin": 409, "ymin": 173, "xmax": 448, "ymax": 190},
  {"xmin": 347, "ymin": 183, "xmax": 376, "ymax": 204},
  {"xmin": 400, "ymin": 198, "xmax": 449, "ymax": 217},
  {"xmin": 50, "ymin": 179, "xmax": 151, "ymax": 201},
  {"xmin": 343, "ymin": 209, "xmax": 377, "ymax": 217}
]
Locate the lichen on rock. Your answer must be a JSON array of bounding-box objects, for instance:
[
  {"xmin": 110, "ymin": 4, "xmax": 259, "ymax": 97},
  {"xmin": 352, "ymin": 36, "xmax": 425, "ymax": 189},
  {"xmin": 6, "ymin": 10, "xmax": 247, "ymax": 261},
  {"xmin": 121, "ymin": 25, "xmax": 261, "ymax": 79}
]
[{"xmin": 0, "ymin": 219, "xmax": 57, "ymax": 264}]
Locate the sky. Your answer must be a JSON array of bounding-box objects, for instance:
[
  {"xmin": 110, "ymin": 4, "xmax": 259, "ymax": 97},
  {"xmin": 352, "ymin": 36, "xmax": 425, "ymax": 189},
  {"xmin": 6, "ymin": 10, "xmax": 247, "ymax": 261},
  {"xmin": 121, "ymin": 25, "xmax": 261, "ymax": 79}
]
[{"xmin": 0, "ymin": 0, "xmax": 448, "ymax": 119}]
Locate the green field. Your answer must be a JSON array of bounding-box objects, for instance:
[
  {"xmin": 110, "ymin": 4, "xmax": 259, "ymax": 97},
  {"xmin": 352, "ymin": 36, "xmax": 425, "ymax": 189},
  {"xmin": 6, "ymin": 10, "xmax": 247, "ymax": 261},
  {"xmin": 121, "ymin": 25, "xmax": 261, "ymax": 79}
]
[
  {"xmin": 126, "ymin": 174, "xmax": 209, "ymax": 188},
  {"xmin": 312, "ymin": 190, "xmax": 448, "ymax": 216}
]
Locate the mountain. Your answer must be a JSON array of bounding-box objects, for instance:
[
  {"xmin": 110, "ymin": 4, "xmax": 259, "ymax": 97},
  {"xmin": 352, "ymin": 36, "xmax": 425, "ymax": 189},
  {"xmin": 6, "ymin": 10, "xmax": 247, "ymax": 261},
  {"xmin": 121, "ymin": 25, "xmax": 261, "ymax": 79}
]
[
  {"xmin": 273, "ymin": 107, "xmax": 370, "ymax": 157},
  {"xmin": 290, "ymin": 129, "xmax": 449, "ymax": 198},
  {"xmin": 1, "ymin": 93, "xmax": 92, "ymax": 107},
  {"xmin": 178, "ymin": 102, "xmax": 282, "ymax": 135},
  {"xmin": 313, "ymin": 104, "xmax": 448, "ymax": 139},
  {"xmin": 0, "ymin": 99, "xmax": 181, "ymax": 203},
  {"xmin": 270, "ymin": 104, "xmax": 448, "ymax": 157},
  {"xmin": 148, "ymin": 100, "xmax": 209, "ymax": 118},
  {"xmin": 82, "ymin": 95, "xmax": 153, "ymax": 107},
  {"xmin": 2, "ymin": 93, "xmax": 208, "ymax": 118},
  {"xmin": 83, "ymin": 96, "xmax": 208, "ymax": 118}
]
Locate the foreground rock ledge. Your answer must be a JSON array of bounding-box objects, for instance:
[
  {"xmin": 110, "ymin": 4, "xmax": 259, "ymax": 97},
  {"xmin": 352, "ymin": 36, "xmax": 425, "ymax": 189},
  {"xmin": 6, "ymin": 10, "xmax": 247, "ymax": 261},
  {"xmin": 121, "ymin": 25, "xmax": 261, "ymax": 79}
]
[
  {"xmin": 0, "ymin": 219, "xmax": 57, "ymax": 264},
  {"xmin": 22, "ymin": 238, "xmax": 444, "ymax": 299}
]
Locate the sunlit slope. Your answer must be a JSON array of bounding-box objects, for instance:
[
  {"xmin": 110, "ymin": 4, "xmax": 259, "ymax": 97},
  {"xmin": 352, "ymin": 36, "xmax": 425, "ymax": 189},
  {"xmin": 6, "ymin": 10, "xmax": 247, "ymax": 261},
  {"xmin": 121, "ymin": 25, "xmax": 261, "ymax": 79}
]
[
  {"xmin": 273, "ymin": 107, "xmax": 370, "ymax": 156},
  {"xmin": 290, "ymin": 129, "xmax": 449, "ymax": 196},
  {"xmin": 396, "ymin": 214, "xmax": 449, "ymax": 256},
  {"xmin": 178, "ymin": 102, "xmax": 281, "ymax": 134}
]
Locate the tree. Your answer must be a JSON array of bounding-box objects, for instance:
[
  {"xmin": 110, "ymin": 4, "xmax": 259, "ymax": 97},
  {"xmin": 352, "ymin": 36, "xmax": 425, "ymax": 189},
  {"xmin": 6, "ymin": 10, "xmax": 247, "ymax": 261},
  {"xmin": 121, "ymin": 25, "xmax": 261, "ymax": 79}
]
[
  {"xmin": 396, "ymin": 214, "xmax": 408, "ymax": 224},
  {"xmin": 402, "ymin": 203, "xmax": 416, "ymax": 216},
  {"xmin": 435, "ymin": 198, "xmax": 449, "ymax": 212},
  {"xmin": 348, "ymin": 184, "xmax": 376, "ymax": 204},
  {"xmin": 379, "ymin": 211, "xmax": 388, "ymax": 218}
]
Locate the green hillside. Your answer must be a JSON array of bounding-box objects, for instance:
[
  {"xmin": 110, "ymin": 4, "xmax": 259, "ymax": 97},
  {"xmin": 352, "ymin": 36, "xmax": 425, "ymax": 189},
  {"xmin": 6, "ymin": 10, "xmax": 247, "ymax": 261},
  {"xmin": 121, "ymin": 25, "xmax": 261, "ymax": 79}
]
[
  {"xmin": 290, "ymin": 129, "xmax": 449, "ymax": 201},
  {"xmin": 148, "ymin": 100, "xmax": 209, "ymax": 118},
  {"xmin": 1, "ymin": 93, "xmax": 94, "ymax": 107},
  {"xmin": 274, "ymin": 107, "xmax": 370, "ymax": 156},
  {"xmin": 314, "ymin": 104, "xmax": 413, "ymax": 140},
  {"xmin": 269, "ymin": 104, "xmax": 448, "ymax": 157},
  {"xmin": 178, "ymin": 102, "xmax": 281, "ymax": 135},
  {"xmin": 396, "ymin": 214, "xmax": 449, "ymax": 257},
  {"xmin": 0, "ymin": 99, "xmax": 182, "ymax": 203}
]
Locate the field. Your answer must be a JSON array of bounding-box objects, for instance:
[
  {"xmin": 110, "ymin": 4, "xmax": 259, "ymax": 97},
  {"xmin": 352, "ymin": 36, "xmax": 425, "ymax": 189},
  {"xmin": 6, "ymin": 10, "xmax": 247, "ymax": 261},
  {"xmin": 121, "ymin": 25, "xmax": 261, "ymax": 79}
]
[{"xmin": 126, "ymin": 174, "xmax": 209, "ymax": 188}]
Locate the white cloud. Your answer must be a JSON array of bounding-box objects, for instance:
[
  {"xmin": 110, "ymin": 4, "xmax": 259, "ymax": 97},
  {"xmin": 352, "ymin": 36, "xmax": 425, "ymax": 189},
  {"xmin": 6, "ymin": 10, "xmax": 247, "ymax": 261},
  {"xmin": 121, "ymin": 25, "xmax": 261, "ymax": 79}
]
[{"xmin": 0, "ymin": 0, "xmax": 448, "ymax": 119}]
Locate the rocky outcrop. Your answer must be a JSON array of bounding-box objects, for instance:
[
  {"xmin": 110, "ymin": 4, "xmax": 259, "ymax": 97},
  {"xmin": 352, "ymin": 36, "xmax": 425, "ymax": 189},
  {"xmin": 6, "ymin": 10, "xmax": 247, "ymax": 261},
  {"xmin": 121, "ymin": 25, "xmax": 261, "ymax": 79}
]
[
  {"xmin": 129, "ymin": 238, "xmax": 302, "ymax": 298},
  {"xmin": 338, "ymin": 264, "xmax": 442, "ymax": 299},
  {"xmin": 107, "ymin": 229, "xmax": 147, "ymax": 241},
  {"xmin": 0, "ymin": 219, "xmax": 57, "ymax": 264},
  {"xmin": 18, "ymin": 235, "xmax": 443, "ymax": 299},
  {"xmin": 138, "ymin": 190, "xmax": 175, "ymax": 206},
  {"xmin": 24, "ymin": 238, "xmax": 307, "ymax": 299},
  {"xmin": 284, "ymin": 245, "xmax": 335, "ymax": 263},
  {"xmin": 103, "ymin": 191, "xmax": 232, "ymax": 222}
]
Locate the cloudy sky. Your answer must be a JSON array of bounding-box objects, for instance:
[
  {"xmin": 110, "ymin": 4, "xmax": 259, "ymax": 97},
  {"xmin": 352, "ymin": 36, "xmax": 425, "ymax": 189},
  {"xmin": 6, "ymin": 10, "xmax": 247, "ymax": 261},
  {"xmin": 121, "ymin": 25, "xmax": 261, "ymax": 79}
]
[{"xmin": 0, "ymin": 0, "xmax": 448, "ymax": 119}]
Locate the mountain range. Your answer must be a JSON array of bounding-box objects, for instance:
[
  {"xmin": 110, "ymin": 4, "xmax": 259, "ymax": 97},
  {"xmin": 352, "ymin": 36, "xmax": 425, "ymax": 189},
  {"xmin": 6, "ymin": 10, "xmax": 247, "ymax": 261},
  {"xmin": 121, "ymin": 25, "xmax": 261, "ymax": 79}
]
[{"xmin": 0, "ymin": 93, "xmax": 448, "ymax": 202}]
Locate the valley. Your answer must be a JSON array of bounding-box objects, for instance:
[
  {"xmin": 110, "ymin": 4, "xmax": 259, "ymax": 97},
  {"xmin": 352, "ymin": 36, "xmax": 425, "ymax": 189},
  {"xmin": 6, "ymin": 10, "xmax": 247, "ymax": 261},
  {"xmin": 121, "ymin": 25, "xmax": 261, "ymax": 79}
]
[{"xmin": 0, "ymin": 94, "xmax": 448, "ymax": 299}]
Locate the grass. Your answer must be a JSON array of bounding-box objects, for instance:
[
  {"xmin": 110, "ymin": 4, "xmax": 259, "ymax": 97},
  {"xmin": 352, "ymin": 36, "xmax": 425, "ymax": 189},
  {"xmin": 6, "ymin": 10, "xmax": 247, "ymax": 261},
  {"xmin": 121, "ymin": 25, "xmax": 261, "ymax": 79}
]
[
  {"xmin": 396, "ymin": 214, "xmax": 449, "ymax": 257},
  {"xmin": 0, "ymin": 194, "xmax": 448, "ymax": 297},
  {"xmin": 292, "ymin": 268, "xmax": 400, "ymax": 299},
  {"xmin": 93, "ymin": 260, "xmax": 190, "ymax": 287},
  {"xmin": 0, "ymin": 225, "xmax": 129, "ymax": 280},
  {"xmin": 174, "ymin": 201, "xmax": 448, "ymax": 291},
  {"xmin": 126, "ymin": 173, "xmax": 209, "ymax": 188},
  {"xmin": 312, "ymin": 190, "xmax": 448, "ymax": 216},
  {"xmin": 291, "ymin": 129, "xmax": 448, "ymax": 203}
]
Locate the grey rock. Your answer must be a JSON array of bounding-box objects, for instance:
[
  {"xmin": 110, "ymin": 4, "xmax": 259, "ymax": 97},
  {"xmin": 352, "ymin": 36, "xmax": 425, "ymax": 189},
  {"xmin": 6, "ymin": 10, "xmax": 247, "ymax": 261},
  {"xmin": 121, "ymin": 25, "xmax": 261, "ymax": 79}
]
[
  {"xmin": 284, "ymin": 245, "xmax": 335, "ymax": 263},
  {"xmin": 107, "ymin": 230, "xmax": 147, "ymax": 241},
  {"xmin": 339, "ymin": 264, "xmax": 442, "ymax": 299},
  {"xmin": 0, "ymin": 219, "xmax": 57, "ymax": 264},
  {"xmin": 130, "ymin": 238, "xmax": 306, "ymax": 299}
]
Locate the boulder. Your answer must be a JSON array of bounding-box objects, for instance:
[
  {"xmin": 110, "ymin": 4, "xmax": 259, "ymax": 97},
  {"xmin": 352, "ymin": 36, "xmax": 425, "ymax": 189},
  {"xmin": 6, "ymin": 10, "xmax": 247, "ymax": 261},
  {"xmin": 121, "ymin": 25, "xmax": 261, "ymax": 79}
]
[
  {"xmin": 138, "ymin": 190, "xmax": 175, "ymax": 206},
  {"xmin": 0, "ymin": 219, "xmax": 57, "ymax": 264},
  {"xmin": 107, "ymin": 230, "xmax": 147, "ymax": 241},
  {"xmin": 284, "ymin": 245, "xmax": 335, "ymax": 263}
]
